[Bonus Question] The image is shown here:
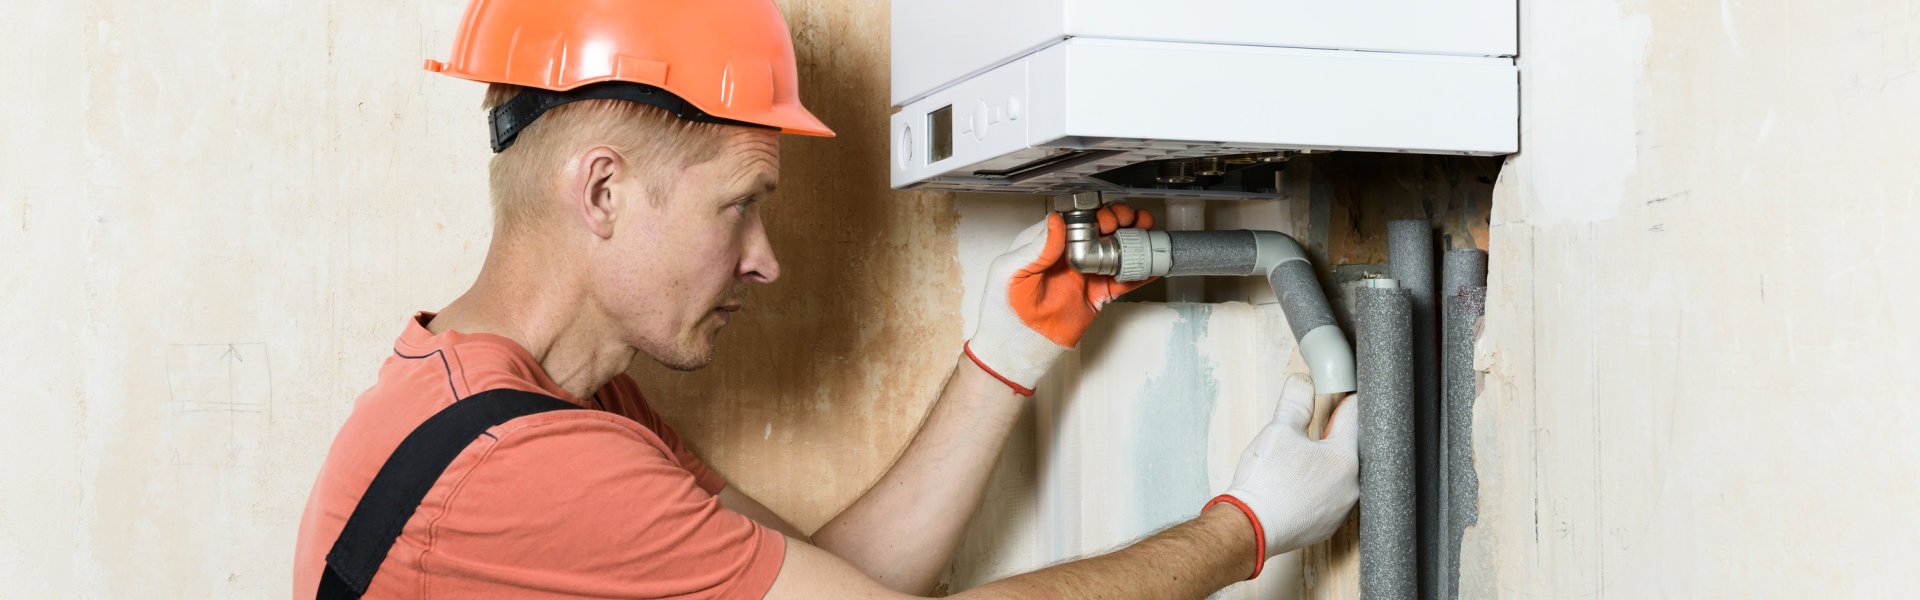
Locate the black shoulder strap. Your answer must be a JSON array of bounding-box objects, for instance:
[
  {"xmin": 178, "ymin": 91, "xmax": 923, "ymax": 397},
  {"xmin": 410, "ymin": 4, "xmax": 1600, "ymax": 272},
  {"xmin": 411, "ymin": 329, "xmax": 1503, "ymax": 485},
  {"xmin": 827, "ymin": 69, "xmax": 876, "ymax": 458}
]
[{"xmin": 318, "ymin": 388, "xmax": 583, "ymax": 599}]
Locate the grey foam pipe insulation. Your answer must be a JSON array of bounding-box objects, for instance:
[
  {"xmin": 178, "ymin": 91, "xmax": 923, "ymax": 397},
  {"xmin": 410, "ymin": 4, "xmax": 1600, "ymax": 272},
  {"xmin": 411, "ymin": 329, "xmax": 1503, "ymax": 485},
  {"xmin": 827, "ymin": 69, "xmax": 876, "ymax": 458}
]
[
  {"xmin": 1387, "ymin": 220, "xmax": 1441, "ymax": 600},
  {"xmin": 1082, "ymin": 228, "xmax": 1358, "ymax": 395},
  {"xmin": 1358, "ymin": 281, "xmax": 1416, "ymax": 600},
  {"xmin": 1440, "ymin": 285, "xmax": 1485, "ymax": 600},
  {"xmin": 1441, "ymin": 249, "xmax": 1488, "ymax": 299},
  {"xmin": 1438, "ymin": 248, "xmax": 1488, "ymax": 600}
]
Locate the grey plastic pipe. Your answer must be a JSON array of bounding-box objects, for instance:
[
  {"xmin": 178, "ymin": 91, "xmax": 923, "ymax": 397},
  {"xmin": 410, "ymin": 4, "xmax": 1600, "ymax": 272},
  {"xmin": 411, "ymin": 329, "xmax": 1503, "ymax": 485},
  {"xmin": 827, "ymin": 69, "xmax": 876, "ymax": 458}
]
[
  {"xmin": 1388, "ymin": 220, "xmax": 1441, "ymax": 600},
  {"xmin": 1358, "ymin": 281, "xmax": 1416, "ymax": 600},
  {"xmin": 1440, "ymin": 284, "xmax": 1485, "ymax": 600},
  {"xmin": 1438, "ymin": 249, "xmax": 1488, "ymax": 600},
  {"xmin": 1078, "ymin": 228, "xmax": 1358, "ymax": 395}
]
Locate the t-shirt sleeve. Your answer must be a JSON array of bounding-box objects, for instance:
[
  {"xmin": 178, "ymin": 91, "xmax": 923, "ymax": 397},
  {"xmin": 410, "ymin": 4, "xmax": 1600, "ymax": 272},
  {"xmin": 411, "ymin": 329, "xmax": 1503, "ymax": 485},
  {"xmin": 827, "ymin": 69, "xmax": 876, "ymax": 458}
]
[
  {"xmin": 421, "ymin": 415, "xmax": 784, "ymax": 599},
  {"xmin": 597, "ymin": 376, "xmax": 726, "ymax": 495}
]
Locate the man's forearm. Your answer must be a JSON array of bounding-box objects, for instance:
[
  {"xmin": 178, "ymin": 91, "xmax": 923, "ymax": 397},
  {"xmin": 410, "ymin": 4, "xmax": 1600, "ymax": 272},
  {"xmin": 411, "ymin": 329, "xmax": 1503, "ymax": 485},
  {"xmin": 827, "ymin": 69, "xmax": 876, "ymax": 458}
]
[
  {"xmin": 811, "ymin": 354, "xmax": 1024, "ymax": 593},
  {"xmin": 956, "ymin": 505, "xmax": 1257, "ymax": 600}
]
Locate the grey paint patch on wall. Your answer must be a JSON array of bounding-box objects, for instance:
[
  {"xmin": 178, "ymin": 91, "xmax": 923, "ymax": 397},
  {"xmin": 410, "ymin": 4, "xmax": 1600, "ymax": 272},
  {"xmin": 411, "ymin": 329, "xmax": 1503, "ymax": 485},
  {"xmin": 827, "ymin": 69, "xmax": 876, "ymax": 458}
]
[{"xmin": 1127, "ymin": 304, "xmax": 1222, "ymax": 534}]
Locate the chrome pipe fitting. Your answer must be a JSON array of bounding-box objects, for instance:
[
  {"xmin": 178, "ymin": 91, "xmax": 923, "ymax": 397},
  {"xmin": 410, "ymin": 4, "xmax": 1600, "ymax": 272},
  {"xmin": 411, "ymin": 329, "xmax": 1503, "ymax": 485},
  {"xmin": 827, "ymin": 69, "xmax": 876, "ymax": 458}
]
[
  {"xmin": 1056, "ymin": 191, "xmax": 1169, "ymax": 281},
  {"xmin": 1058, "ymin": 191, "xmax": 1122, "ymax": 276}
]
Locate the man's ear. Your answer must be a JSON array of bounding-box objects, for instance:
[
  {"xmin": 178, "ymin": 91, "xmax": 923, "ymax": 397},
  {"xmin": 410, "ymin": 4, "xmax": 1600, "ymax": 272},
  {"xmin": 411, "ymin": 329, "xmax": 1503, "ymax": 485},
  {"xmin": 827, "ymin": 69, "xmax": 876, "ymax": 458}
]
[{"xmin": 570, "ymin": 146, "xmax": 626, "ymax": 240}]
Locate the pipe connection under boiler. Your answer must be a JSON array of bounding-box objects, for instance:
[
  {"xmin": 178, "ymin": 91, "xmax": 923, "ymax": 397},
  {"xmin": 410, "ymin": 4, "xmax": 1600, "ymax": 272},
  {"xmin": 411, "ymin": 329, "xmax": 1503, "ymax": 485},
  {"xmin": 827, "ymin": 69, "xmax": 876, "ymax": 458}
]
[{"xmin": 1057, "ymin": 193, "xmax": 1357, "ymax": 395}]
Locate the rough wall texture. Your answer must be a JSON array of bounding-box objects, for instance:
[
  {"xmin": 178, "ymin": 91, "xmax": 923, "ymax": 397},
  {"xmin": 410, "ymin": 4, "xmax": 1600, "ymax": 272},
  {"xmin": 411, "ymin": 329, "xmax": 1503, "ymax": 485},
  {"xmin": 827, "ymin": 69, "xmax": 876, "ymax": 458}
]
[
  {"xmin": 0, "ymin": 0, "xmax": 956, "ymax": 596},
  {"xmin": 1467, "ymin": 0, "xmax": 1920, "ymax": 596},
  {"xmin": 628, "ymin": 0, "xmax": 970, "ymax": 535}
]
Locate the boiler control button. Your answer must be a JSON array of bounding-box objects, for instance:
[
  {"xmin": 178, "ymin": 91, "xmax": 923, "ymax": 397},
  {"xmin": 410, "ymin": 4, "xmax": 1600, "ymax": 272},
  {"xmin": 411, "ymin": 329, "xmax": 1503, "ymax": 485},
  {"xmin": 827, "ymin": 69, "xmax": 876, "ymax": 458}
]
[
  {"xmin": 1007, "ymin": 97, "xmax": 1022, "ymax": 121},
  {"xmin": 898, "ymin": 125, "xmax": 912, "ymax": 169},
  {"xmin": 973, "ymin": 100, "xmax": 990, "ymax": 141}
]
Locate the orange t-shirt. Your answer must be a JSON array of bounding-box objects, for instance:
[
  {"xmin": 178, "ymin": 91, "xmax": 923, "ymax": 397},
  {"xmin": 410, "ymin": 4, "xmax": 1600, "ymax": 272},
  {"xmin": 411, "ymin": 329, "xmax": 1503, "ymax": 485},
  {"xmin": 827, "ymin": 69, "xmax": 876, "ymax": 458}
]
[{"xmin": 293, "ymin": 313, "xmax": 784, "ymax": 599}]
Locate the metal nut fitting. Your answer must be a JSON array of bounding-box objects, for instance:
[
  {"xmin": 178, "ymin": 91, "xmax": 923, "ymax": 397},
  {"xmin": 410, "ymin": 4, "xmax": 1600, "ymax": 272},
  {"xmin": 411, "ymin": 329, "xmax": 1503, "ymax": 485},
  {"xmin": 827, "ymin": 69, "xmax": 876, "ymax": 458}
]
[
  {"xmin": 1055, "ymin": 190, "xmax": 1103, "ymax": 211},
  {"xmin": 1113, "ymin": 228, "xmax": 1153, "ymax": 282}
]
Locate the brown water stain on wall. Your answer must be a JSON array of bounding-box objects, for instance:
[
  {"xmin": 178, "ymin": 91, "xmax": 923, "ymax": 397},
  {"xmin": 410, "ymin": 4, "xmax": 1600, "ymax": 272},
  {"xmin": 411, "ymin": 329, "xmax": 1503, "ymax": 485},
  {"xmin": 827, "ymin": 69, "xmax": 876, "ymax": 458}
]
[
  {"xmin": 626, "ymin": 0, "xmax": 967, "ymax": 533},
  {"xmin": 1318, "ymin": 153, "xmax": 1503, "ymax": 265}
]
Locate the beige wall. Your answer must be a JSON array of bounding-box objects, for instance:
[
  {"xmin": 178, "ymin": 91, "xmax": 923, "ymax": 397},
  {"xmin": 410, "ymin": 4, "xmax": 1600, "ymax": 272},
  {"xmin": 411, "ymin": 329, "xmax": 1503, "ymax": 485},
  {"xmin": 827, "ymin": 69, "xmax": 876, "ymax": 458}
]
[{"xmin": 1468, "ymin": 0, "xmax": 1920, "ymax": 595}]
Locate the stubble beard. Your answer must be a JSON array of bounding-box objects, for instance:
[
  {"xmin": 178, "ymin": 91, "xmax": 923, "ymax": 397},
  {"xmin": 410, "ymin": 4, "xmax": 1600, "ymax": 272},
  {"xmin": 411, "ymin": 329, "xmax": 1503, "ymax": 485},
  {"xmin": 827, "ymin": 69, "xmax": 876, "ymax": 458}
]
[
  {"xmin": 650, "ymin": 284, "xmax": 748, "ymax": 372},
  {"xmin": 657, "ymin": 328, "xmax": 719, "ymax": 372}
]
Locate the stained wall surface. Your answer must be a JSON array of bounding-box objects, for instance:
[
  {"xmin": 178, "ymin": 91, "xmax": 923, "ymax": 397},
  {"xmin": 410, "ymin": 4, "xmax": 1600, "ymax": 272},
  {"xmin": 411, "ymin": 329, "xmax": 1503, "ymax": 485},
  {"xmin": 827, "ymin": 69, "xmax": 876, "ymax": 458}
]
[
  {"xmin": 625, "ymin": 0, "xmax": 970, "ymax": 536},
  {"xmin": 1465, "ymin": 0, "xmax": 1920, "ymax": 595}
]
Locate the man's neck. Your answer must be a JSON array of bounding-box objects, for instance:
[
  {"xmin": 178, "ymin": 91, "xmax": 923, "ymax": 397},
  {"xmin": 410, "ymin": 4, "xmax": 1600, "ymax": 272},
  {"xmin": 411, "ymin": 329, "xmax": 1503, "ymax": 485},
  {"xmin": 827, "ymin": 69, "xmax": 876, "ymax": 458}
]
[{"xmin": 428, "ymin": 238, "xmax": 636, "ymax": 401}]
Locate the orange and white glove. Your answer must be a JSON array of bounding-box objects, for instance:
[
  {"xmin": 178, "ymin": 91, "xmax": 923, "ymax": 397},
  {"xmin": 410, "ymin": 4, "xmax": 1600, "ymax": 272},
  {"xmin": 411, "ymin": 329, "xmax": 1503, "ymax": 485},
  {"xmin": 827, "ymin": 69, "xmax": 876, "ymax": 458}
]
[
  {"xmin": 1206, "ymin": 376, "xmax": 1360, "ymax": 579},
  {"xmin": 964, "ymin": 203, "xmax": 1155, "ymax": 395}
]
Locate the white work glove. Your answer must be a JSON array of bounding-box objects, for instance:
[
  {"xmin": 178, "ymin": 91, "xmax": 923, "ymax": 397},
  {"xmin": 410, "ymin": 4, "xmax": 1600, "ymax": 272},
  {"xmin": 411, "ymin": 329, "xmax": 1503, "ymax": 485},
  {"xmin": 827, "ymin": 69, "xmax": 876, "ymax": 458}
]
[
  {"xmin": 965, "ymin": 205, "xmax": 1154, "ymax": 395},
  {"xmin": 1206, "ymin": 376, "xmax": 1360, "ymax": 579}
]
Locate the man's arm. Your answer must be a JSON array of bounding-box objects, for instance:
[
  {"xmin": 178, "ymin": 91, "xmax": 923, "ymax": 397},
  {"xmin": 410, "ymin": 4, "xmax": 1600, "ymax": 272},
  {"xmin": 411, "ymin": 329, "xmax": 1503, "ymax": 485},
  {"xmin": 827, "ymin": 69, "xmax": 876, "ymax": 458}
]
[
  {"xmin": 766, "ymin": 504, "xmax": 1255, "ymax": 600},
  {"xmin": 806, "ymin": 355, "xmax": 1021, "ymax": 593},
  {"xmin": 805, "ymin": 204, "xmax": 1150, "ymax": 592},
  {"xmin": 764, "ymin": 378, "xmax": 1358, "ymax": 599}
]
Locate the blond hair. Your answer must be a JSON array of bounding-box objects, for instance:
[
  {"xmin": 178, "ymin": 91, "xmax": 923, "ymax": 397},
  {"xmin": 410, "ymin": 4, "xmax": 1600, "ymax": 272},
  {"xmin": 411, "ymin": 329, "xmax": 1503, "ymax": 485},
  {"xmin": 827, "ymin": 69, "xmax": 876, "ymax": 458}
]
[{"xmin": 482, "ymin": 84, "xmax": 730, "ymax": 233}]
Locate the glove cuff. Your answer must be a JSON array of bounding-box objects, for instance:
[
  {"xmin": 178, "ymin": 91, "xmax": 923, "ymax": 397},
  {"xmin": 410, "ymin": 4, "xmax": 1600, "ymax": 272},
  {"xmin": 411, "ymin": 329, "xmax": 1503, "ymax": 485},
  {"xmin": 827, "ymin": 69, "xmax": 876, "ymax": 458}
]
[
  {"xmin": 965, "ymin": 314, "xmax": 1067, "ymax": 395},
  {"xmin": 1205, "ymin": 494, "xmax": 1266, "ymax": 580},
  {"xmin": 964, "ymin": 342, "xmax": 1035, "ymax": 396}
]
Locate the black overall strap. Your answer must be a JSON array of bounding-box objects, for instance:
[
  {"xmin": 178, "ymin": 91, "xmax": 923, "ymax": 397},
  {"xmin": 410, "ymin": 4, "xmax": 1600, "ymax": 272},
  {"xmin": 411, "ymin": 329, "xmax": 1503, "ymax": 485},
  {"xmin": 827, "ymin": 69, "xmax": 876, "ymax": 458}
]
[{"xmin": 318, "ymin": 389, "xmax": 583, "ymax": 599}]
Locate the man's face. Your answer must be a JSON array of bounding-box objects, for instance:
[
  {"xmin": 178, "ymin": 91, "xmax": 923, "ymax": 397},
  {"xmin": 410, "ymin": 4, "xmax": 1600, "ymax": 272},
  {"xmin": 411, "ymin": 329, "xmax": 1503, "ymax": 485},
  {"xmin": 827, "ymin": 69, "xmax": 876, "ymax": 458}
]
[{"xmin": 596, "ymin": 127, "xmax": 781, "ymax": 371}]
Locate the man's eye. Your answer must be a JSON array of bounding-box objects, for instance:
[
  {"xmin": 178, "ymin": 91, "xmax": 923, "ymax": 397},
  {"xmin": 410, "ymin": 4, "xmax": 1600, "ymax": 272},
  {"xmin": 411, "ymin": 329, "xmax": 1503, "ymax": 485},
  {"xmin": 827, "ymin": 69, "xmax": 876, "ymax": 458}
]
[{"xmin": 732, "ymin": 202, "xmax": 749, "ymax": 216}]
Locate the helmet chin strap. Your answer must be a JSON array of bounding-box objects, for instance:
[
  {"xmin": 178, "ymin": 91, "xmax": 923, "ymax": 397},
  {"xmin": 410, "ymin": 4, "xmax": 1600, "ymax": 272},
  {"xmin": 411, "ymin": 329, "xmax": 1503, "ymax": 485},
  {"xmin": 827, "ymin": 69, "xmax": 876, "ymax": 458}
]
[{"xmin": 488, "ymin": 81, "xmax": 777, "ymax": 153}]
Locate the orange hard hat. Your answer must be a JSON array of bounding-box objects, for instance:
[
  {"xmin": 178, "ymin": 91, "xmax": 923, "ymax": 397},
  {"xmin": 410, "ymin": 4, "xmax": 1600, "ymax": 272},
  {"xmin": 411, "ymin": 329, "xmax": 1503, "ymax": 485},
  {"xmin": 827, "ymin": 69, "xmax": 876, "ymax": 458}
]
[{"xmin": 425, "ymin": 0, "xmax": 835, "ymax": 151}]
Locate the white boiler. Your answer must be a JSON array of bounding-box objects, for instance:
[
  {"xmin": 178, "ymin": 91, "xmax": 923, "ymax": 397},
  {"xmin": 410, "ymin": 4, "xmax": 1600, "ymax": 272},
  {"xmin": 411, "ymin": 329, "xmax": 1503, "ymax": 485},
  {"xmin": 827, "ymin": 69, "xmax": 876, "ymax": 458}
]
[{"xmin": 889, "ymin": 0, "xmax": 1518, "ymax": 200}]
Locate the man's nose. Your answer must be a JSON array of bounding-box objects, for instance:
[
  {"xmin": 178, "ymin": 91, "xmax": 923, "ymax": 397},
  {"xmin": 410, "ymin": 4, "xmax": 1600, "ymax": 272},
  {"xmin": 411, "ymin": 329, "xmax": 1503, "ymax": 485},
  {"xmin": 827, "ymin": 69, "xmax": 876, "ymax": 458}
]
[{"xmin": 740, "ymin": 220, "xmax": 780, "ymax": 284}]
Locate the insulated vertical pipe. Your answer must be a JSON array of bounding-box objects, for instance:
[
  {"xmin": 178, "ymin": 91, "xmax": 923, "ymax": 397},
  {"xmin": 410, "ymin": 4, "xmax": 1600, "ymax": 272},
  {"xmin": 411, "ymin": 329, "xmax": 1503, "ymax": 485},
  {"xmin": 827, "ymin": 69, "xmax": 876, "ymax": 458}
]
[
  {"xmin": 1440, "ymin": 249, "xmax": 1489, "ymax": 300},
  {"xmin": 1435, "ymin": 247, "xmax": 1487, "ymax": 600},
  {"xmin": 1440, "ymin": 285, "xmax": 1486, "ymax": 600},
  {"xmin": 1358, "ymin": 282, "xmax": 1415, "ymax": 600},
  {"xmin": 1440, "ymin": 249, "xmax": 1487, "ymax": 600},
  {"xmin": 1388, "ymin": 220, "xmax": 1439, "ymax": 600}
]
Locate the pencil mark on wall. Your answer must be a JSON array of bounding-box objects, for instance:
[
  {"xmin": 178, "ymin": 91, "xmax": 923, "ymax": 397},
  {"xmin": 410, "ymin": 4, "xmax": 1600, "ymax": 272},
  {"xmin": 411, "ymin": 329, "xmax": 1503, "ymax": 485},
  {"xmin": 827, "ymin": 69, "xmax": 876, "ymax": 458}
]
[
  {"xmin": 1645, "ymin": 190, "xmax": 1689, "ymax": 205},
  {"xmin": 164, "ymin": 343, "xmax": 273, "ymax": 468}
]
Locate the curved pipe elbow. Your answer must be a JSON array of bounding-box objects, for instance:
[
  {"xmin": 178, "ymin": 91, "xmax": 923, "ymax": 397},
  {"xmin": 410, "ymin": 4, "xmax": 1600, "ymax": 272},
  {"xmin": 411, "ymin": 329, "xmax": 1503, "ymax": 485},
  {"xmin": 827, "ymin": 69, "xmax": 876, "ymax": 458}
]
[
  {"xmin": 1060, "ymin": 224, "xmax": 1357, "ymax": 395},
  {"xmin": 1065, "ymin": 238, "xmax": 1100, "ymax": 273},
  {"xmin": 1298, "ymin": 325, "xmax": 1359, "ymax": 395},
  {"xmin": 1063, "ymin": 217, "xmax": 1120, "ymax": 276},
  {"xmin": 1254, "ymin": 231, "xmax": 1357, "ymax": 395}
]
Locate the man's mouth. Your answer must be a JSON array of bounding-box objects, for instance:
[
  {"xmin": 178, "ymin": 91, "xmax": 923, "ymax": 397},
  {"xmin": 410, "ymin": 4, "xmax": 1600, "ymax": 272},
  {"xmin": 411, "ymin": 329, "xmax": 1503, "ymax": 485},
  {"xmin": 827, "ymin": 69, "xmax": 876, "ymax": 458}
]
[{"xmin": 713, "ymin": 303, "xmax": 742, "ymax": 324}]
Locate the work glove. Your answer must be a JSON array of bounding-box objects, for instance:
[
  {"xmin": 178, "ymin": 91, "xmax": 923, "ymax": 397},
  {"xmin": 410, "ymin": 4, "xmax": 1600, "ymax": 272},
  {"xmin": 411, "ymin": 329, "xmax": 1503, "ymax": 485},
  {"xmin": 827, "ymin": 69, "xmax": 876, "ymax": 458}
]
[
  {"xmin": 965, "ymin": 203, "xmax": 1155, "ymax": 395},
  {"xmin": 1206, "ymin": 376, "xmax": 1360, "ymax": 579}
]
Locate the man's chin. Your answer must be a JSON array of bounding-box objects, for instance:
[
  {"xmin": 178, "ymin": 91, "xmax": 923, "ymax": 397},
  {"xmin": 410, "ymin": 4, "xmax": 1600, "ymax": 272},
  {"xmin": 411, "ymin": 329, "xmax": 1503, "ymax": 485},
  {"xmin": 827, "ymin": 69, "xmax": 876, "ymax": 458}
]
[
  {"xmin": 637, "ymin": 326, "xmax": 722, "ymax": 372},
  {"xmin": 659, "ymin": 354, "xmax": 713, "ymax": 372},
  {"xmin": 651, "ymin": 338, "xmax": 716, "ymax": 372}
]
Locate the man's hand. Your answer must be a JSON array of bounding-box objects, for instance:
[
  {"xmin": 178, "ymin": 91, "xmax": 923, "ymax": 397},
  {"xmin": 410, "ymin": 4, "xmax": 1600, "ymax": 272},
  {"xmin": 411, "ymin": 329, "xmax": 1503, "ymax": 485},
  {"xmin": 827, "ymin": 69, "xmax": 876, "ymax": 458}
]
[
  {"xmin": 965, "ymin": 204, "xmax": 1155, "ymax": 395},
  {"xmin": 1207, "ymin": 376, "xmax": 1360, "ymax": 579}
]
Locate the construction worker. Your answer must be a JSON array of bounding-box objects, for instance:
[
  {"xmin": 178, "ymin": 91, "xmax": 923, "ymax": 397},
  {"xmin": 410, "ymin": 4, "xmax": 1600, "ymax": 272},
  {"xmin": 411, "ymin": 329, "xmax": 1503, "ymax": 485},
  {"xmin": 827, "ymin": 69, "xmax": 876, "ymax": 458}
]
[{"xmin": 292, "ymin": 1, "xmax": 1359, "ymax": 598}]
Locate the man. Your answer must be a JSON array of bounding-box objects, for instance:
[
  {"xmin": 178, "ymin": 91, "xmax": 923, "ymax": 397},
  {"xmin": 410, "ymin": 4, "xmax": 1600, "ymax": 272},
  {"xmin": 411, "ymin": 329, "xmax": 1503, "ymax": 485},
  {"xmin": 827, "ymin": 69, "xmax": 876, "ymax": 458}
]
[{"xmin": 294, "ymin": 0, "xmax": 1359, "ymax": 598}]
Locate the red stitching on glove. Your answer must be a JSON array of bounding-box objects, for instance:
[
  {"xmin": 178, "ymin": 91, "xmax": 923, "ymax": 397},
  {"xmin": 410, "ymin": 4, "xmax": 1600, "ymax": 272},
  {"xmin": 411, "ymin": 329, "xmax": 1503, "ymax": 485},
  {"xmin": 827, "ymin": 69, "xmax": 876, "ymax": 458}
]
[
  {"xmin": 964, "ymin": 342, "xmax": 1035, "ymax": 396},
  {"xmin": 1205, "ymin": 494, "xmax": 1266, "ymax": 580}
]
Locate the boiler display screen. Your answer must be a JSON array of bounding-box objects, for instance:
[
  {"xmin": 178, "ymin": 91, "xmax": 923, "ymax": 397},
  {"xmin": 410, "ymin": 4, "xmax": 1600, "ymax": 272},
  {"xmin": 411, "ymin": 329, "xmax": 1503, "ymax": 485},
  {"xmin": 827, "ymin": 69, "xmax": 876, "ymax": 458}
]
[{"xmin": 927, "ymin": 105, "xmax": 953, "ymax": 164}]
